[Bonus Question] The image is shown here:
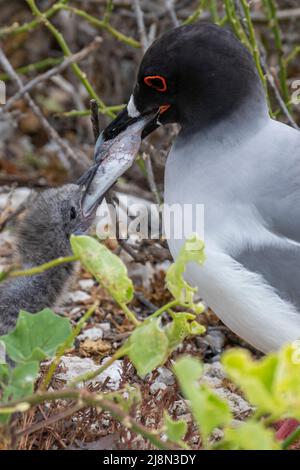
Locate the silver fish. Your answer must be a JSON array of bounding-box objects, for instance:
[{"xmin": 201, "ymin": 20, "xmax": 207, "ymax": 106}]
[{"xmin": 80, "ymin": 114, "xmax": 155, "ymax": 218}]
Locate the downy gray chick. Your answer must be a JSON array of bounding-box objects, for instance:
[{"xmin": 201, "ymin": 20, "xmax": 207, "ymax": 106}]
[{"xmin": 0, "ymin": 184, "xmax": 85, "ymax": 335}]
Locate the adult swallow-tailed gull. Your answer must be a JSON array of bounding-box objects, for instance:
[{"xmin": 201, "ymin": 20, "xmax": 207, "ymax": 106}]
[{"xmin": 81, "ymin": 22, "xmax": 300, "ymax": 354}]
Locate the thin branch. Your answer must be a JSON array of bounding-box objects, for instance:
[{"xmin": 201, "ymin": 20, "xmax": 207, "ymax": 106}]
[
  {"xmin": 0, "ymin": 0, "xmax": 140, "ymax": 50},
  {"xmin": 183, "ymin": 0, "xmax": 208, "ymax": 25},
  {"xmin": 0, "ymin": 0, "xmax": 69, "ymax": 38},
  {"xmin": 133, "ymin": 0, "xmax": 150, "ymax": 51},
  {"xmin": 0, "ymin": 190, "xmax": 33, "ymax": 233},
  {"xmin": 252, "ymin": 7, "xmax": 300, "ymax": 22},
  {"xmin": 164, "ymin": 0, "xmax": 180, "ymax": 27},
  {"xmin": 239, "ymin": 0, "xmax": 268, "ymax": 96},
  {"xmin": 15, "ymin": 403, "xmax": 83, "ymax": 438},
  {"xmin": 262, "ymin": 0, "xmax": 289, "ymax": 106},
  {"xmin": 143, "ymin": 153, "xmax": 162, "ymax": 206},
  {"xmin": 0, "ymin": 48, "xmax": 87, "ymax": 170},
  {"xmin": 0, "ymin": 389, "xmax": 176, "ymax": 450},
  {"xmin": 0, "ymin": 57, "xmax": 63, "ymax": 82},
  {"xmin": 90, "ymin": 99, "xmax": 101, "ymax": 141},
  {"xmin": 224, "ymin": 0, "xmax": 250, "ymax": 48},
  {"xmin": 259, "ymin": 44, "xmax": 299, "ymax": 130},
  {"xmin": 57, "ymin": 105, "xmax": 125, "ymax": 118},
  {"xmin": 266, "ymin": 71, "xmax": 299, "ymax": 130},
  {"xmin": 63, "ymin": 5, "xmax": 140, "ymax": 49},
  {"xmin": 0, "ymin": 255, "xmax": 78, "ymax": 284},
  {"xmin": 285, "ymin": 46, "xmax": 300, "ymax": 66},
  {"xmin": 4, "ymin": 37, "xmax": 102, "ymax": 111},
  {"xmin": 26, "ymin": 0, "xmax": 114, "ymax": 119}
]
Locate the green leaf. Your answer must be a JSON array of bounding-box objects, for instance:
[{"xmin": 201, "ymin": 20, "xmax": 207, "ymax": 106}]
[
  {"xmin": 0, "ymin": 271, "xmax": 8, "ymax": 283},
  {"xmin": 122, "ymin": 312, "xmax": 205, "ymax": 378},
  {"xmin": 2, "ymin": 361, "xmax": 39, "ymax": 402},
  {"xmin": 173, "ymin": 356, "xmax": 232, "ymax": 440},
  {"xmin": 219, "ymin": 421, "xmax": 280, "ymax": 450},
  {"xmin": 0, "ymin": 363, "xmax": 9, "ymax": 384},
  {"xmin": 0, "ymin": 309, "xmax": 72, "ymax": 363},
  {"xmin": 0, "ymin": 361, "xmax": 39, "ymax": 424},
  {"xmin": 166, "ymin": 234, "xmax": 205, "ymax": 305},
  {"xmin": 222, "ymin": 344, "xmax": 300, "ymax": 419},
  {"xmin": 71, "ymin": 235, "xmax": 133, "ymax": 304},
  {"xmin": 189, "ymin": 321, "xmax": 206, "ymax": 335},
  {"xmin": 275, "ymin": 342, "xmax": 300, "ymax": 416},
  {"xmin": 126, "ymin": 319, "xmax": 169, "ymax": 377},
  {"xmin": 164, "ymin": 411, "xmax": 187, "ymax": 443},
  {"xmin": 222, "ymin": 349, "xmax": 279, "ymax": 417},
  {"xmin": 165, "ymin": 312, "xmax": 205, "ymax": 352}
]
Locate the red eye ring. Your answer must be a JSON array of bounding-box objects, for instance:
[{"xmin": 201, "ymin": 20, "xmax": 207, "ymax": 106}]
[{"xmin": 144, "ymin": 75, "xmax": 167, "ymax": 92}]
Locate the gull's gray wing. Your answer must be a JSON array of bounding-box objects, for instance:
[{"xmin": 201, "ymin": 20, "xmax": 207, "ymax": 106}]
[
  {"xmin": 254, "ymin": 122, "xmax": 300, "ymax": 244},
  {"xmin": 235, "ymin": 243, "xmax": 300, "ymax": 312},
  {"xmin": 233, "ymin": 121, "xmax": 300, "ymax": 310}
]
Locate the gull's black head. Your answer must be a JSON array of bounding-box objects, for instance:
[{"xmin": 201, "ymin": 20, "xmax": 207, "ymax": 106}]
[
  {"xmin": 103, "ymin": 22, "xmax": 265, "ymax": 141},
  {"xmin": 81, "ymin": 22, "xmax": 267, "ymax": 217}
]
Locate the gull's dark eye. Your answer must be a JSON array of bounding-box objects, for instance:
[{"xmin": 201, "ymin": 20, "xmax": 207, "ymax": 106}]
[{"xmin": 70, "ymin": 206, "xmax": 77, "ymax": 220}]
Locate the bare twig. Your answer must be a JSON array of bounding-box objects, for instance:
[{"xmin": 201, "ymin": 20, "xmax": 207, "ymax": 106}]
[
  {"xmin": 0, "ymin": 389, "xmax": 176, "ymax": 450},
  {"xmin": 4, "ymin": 37, "xmax": 102, "ymax": 111},
  {"xmin": 252, "ymin": 7, "xmax": 300, "ymax": 22},
  {"xmin": 0, "ymin": 255, "xmax": 78, "ymax": 284},
  {"xmin": 0, "ymin": 48, "xmax": 88, "ymax": 171},
  {"xmin": 26, "ymin": 0, "xmax": 113, "ymax": 119},
  {"xmin": 134, "ymin": 292, "xmax": 157, "ymax": 313},
  {"xmin": 90, "ymin": 99, "xmax": 101, "ymax": 141},
  {"xmin": 118, "ymin": 238, "xmax": 148, "ymax": 263},
  {"xmin": 143, "ymin": 153, "xmax": 162, "ymax": 206},
  {"xmin": 259, "ymin": 45, "xmax": 299, "ymax": 130},
  {"xmin": 0, "ymin": 175, "xmax": 49, "ymax": 188},
  {"xmin": 0, "ymin": 190, "xmax": 34, "ymax": 233},
  {"xmin": 164, "ymin": 0, "xmax": 180, "ymax": 27},
  {"xmin": 15, "ymin": 404, "xmax": 83, "ymax": 438},
  {"xmin": 133, "ymin": 0, "xmax": 149, "ymax": 51}
]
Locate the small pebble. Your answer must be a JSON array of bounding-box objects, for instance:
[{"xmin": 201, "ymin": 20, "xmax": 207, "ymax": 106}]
[
  {"xmin": 78, "ymin": 327, "xmax": 104, "ymax": 341},
  {"xmin": 67, "ymin": 290, "xmax": 91, "ymax": 303},
  {"xmin": 150, "ymin": 381, "xmax": 167, "ymax": 394},
  {"xmin": 78, "ymin": 279, "xmax": 94, "ymax": 291}
]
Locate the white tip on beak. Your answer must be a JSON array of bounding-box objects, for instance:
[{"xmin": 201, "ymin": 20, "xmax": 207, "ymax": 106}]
[{"xmin": 127, "ymin": 94, "xmax": 140, "ymax": 118}]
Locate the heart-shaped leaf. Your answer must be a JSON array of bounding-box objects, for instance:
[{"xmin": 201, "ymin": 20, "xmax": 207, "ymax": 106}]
[
  {"xmin": 0, "ymin": 309, "xmax": 72, "ymax": 363},
  {"xmin": 71, "ymin": 235, "xmax": 133, "ymax": 304},
  {"xmin": 126, "ymin": 319, "xmax": 169, "ymax": 377}
]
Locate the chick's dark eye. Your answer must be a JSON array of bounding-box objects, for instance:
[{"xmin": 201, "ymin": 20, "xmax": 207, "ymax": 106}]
[{"xmin": 70, "ymin": 206, "xmax": 77, "ymax": 220}]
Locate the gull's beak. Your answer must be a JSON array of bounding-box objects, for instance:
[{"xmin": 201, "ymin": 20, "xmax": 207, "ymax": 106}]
[
  {"xmin": 79, "ymin": 108, "xmax": 158, "ymax": 219},
  {"xmin": 101, "ymin": 105, "xmax": 160, "ymax": 143}
]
